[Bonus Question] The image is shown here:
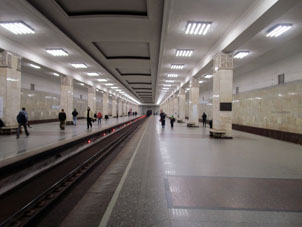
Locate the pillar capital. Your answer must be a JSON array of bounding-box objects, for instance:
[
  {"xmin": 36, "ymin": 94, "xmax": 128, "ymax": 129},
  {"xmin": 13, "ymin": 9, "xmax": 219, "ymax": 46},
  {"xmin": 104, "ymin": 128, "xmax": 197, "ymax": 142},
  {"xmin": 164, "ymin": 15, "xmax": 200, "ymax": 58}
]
[
  {"xmin": 0, "ymin": 51, "xmax": 21, "ymax": 71},
  {"xmin": 189, "ymin": 78, "xmax": 199, "ymax": 88},
  {"xmin": 61, "ymin": 76, "xmax": 73, "ymax": 87},
  {"xmin": 214, "ymin": 52, "xmax": 233, "ymax": 70}
]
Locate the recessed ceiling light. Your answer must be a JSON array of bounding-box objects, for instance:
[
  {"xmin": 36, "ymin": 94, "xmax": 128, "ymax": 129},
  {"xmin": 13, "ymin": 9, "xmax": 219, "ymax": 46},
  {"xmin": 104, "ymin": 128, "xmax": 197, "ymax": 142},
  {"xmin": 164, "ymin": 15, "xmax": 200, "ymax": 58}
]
[
  {"xmin": 163, "ymin": 88, "xmax": 169, "ymax": 90},
  {"xmin": 46, "ymin": 48, "xmax": 68, "ymax": 56},
  {"xmin": 167, "ymin": 74, "xmax": 178, "ymax": 78},
  {"xmin": 266, "ymin": 24, "xmax": 292, "ymax": 38},
  {"xmin": 176, "ymin": 49, "xmax": 194, "ymax": 57},
  {"xmin": 199, "ymin": 80, "xmax": 204, "ymax": 84},
  {"xmin": 163, "ymin": 84, "xmax": 171, "ymax": 87},
  {"xmin": 78, "ymin": 83, "xmax": 84, "ymax": 86},
  {"xmin": 171, "ymin": 64, "xmax": 184, "ymax": 70},
  {"xmin": 111, "ymin": 87, "xmax": 118, "ymax": 89},
  {"xmin": 105, "ymin": 83, "xmax": 113, "ymax": 86},
  {"xmin": 97, "ymin": 79, "xmax": 107, "ymax": 82},
  {"xmin": 116, "ymin": 89, "xmax": 122, "ymax": 91},
  {"xmin": 204, "ymin": 74, "xmax": 213, "ymax": 79},
  {"xmin": 0, "ymin": 21, "xmax": 35, "ymax": 35},
  {"xmin": 234, "ymin": 51, "xmax": 250, "ymax": 59},
  {"xmin": 186, "ymin": 88, "xmax": 190, "ymax": 90},
  {"xmin": 185, "ymin": 21, "xmax": 211, "ymax": 35},
  {"xmin": 87, "ymin": 72, "xmax": 99, "ymax": 76},
  {"xmin": 29, "ymin": 64, "xmax": 40, "ymax": 69},
  {"xmin": 52, "ymin": 72, "xmax": 60, "ymax": 77},
  {"xmin": 71, "ymin": 63, "xmax": 87, "ymax": 69},
  {"xmin": 166, "ymin": 80, "xmax": 174, "ymax": 83}
]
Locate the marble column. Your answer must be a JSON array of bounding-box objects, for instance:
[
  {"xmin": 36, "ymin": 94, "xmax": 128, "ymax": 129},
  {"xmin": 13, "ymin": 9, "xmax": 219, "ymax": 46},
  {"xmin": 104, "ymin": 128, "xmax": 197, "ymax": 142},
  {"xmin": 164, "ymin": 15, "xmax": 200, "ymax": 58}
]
[
  {"xmin": 118, "ymin": 99, "xmax": 123, "ymax": 117},
  {"xmin": 88, "ymin": 86, "xmax": 96, "ymax": 113},
  {"xmin": 112, "ymin": 96, "xmax": 117, "ymax": 117},
  {"xmin": 178, "ymin": 88, "xmax": 185, "ymax": 122},
  {"xmin": 0, "ymin": 51, "xmax": 21, "ymax": 127},
  {"xmin": 123, "ymin": 101, "xmax": 126, "ymax": 116},
  {"xmin": 173, "ymin": 95, "xmax": 179, "ymax": 117},
  {"xmin": 60, "ymin": 76, "xmax": 73, "ymax": 123},
  {"xmin": 188, "ymin": 78, "xmax": 199, "ymax": 127},
  {"xmin": 102, "ymin": 92, "xmax": 109, "ymax": 116},
  {"xmin": 212, "ymin": 53, "xmax": 233, "ymax": 137}
]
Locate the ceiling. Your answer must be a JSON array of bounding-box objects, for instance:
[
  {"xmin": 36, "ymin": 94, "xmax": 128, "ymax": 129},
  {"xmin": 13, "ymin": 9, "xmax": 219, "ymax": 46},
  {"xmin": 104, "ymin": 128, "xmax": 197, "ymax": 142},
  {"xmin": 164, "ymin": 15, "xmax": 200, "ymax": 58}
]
[{"xmin": 0, "ymin": 0, "xmax": 301, "ymax": 105}]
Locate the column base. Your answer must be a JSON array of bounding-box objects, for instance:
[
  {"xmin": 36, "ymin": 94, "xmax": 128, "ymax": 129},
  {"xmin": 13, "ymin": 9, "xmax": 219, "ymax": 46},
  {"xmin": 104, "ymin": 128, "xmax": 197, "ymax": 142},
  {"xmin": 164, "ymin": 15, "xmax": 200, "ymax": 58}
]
[
  {"xmin": 187, "ymin": 123, "xmax": 199, "ymax": 128},
  {"xmin": 66, "ymin": 121, "xmax": 74, "ymax": 125},
  {"xmin": 209, "ymin": 129, "xmax": 232, "ymax": 139},
  {"xmin": 0, "ymin": 126, "xmax": 18, "ymax": 135}
]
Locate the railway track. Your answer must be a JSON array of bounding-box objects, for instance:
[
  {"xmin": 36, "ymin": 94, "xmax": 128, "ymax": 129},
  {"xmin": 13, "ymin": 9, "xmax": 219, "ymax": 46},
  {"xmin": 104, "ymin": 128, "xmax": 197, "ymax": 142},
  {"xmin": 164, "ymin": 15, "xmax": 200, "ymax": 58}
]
[{"xmin": 0, "ymin": 116, "xmax": 146, "ymax": 227}]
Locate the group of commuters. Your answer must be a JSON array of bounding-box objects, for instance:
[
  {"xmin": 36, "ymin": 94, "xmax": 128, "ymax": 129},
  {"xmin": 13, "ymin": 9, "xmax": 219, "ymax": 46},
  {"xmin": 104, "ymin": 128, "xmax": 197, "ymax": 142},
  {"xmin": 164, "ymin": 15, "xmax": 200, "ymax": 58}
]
[
  {"xmin": 159, "ymin": 110, "xmax": 212, "ymax": 129},
  {"xmin": 58, "ymin": 107, "xmax": 104, "ymax": 130}
]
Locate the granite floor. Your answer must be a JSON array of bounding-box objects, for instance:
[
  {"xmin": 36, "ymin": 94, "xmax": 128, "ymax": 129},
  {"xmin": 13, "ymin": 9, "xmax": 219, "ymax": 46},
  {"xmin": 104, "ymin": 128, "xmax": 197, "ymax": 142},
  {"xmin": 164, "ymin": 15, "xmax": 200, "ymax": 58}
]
[
  {"xmin": 62, "ymin": 116, "xmax": 302, "ymax": 227},
  {"xmin": 0, "ymin": 116, "xmax": 138, "ymax": 163}
]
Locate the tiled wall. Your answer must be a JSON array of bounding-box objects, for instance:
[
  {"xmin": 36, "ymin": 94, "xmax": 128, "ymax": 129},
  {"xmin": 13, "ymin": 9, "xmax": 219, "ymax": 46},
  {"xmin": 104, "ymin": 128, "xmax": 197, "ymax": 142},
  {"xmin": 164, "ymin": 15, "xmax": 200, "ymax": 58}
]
[
  {"xmin": 198, "ymin": 81, "xmax": 302, "ymax": 134},
  {"xmin": 21, "ymin": 89, "xmax": 60, "ymax": 120},
  {"xmin": 73, "ymin": 97, "xmax": 88, "ymax": 118}
]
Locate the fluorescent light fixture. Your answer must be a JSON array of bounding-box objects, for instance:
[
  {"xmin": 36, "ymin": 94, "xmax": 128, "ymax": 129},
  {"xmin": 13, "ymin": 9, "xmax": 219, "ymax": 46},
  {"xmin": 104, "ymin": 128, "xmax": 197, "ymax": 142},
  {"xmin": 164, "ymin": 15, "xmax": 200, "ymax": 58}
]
[
  {"xmin": 30, "ymin": 64, "xmax": 40, "ymax": 69},
  {"xmin": 163, "ymin": 84, "xmax": 171, "ymax": 87},
  {"xmin": 171, "ymin": 64, "xmax": 184, "ymax": 70},
  {"xmin": 116, "ymin": 89, "xmax": 122, "ymax": 91},
  {"xmin": 97, "ymin": 79, "xmax": 107, "ymax": 82},
  {"xmin": 163, "ymin": 88, "xmax": 169, "ymax": 90},
  {"xmin": 185, "ymin": 21, "xmax": 211, "ymax": 35},
  {"xmin": 166, "ymin": 80, "xmax": 174, "ymax": 83},
  {"xmin": 87, "ymin": 72, "xmax": 99, "ymax": 76},
  {"xmin": 234, "ymin": 51, "xmax": 250, "ymax": 59},
  {"xmin": 111, "ymin": 87, "xmax": 118, "ymax": 89},
  {"xmin": 78, "ymin": 83, "xmax": 84, "ymax": 86},
  {"xmin": 71, "ymin": 63, "xmax": 87, "ymax": 69},
  {"xmin": 46, "ymin": 48, "xmax": 68, "ymax": 56},
  {"xmin": 105, "ymin": 83, "xmax": 113, "ymax": 86},
  {"xmin": 204, "ymin": 74, "xmax": 213, "ymax": 79},
  {"xmin": 266, "ymin": 24, "xmax": 292, "ymax": 38},
  {"xmin": 186, "ymin": 88, "xmax": 190, "ymax": 90},
  {"xmin": 176, "ymin": 49, "xmax": 193, "ymax": 57},
  {"xmin": 0, "ymin": 21, "xmax": 35, "ymax": 35},
  {"xmin": 52, "ymin": 72, "xmax": 60, "ymax": 77},
  {"xmin": 199, "ymin": 80, "xmax": 204, "ymax": 84},
  {"xmin": 167, "ymin": 74, "xmax": 178, "ymax": 78}
]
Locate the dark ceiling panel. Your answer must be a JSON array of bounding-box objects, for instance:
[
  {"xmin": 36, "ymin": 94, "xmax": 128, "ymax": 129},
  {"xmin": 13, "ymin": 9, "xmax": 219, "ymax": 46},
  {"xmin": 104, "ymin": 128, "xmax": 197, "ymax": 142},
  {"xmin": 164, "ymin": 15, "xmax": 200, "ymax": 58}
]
[
  {"xmin": 54, "ymin": 0, "xmax": 147, "ymax": 16},
  {"xmin": 93, "ymin": 41, "xmax": 150, "ymax": 60},
  {"xmin": 116, "ymin": 68, "xmax": 151, "ymax": 76}
]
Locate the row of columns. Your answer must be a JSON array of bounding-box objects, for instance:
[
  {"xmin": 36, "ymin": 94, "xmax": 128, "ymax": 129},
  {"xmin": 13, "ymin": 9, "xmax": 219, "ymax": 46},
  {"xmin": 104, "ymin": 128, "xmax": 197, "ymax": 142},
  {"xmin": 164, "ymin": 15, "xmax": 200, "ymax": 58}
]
[
  {"xmin": 160, "ymin": 52, "xmax": 233, "ymax": 137},
  {"xmin": 0, "ymin": 50, "xmax": 138, "ymax": 127}
]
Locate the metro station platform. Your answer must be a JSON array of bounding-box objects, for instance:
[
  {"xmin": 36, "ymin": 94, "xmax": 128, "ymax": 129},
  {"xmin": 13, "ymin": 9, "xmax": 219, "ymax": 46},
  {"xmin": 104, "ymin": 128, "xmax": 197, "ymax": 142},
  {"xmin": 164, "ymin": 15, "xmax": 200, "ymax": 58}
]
[
  {"xmin": 0, "ymin": 116, "xmax": 138, "ymax": 166},
  {"xmin": 59, "ymin": 116, "xmax": 302, "ymax": 227}
]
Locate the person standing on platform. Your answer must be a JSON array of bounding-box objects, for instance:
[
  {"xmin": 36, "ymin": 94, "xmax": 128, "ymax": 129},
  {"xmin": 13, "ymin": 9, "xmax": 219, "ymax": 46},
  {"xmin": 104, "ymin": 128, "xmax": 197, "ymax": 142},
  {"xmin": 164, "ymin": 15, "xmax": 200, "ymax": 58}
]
[
  {"xmin": 170, "ymin": 115, "xmax": 176, "ymax": 128},
  {"xmin": 97, "ymin": 112, "xmax": 102, "ymax": 125},
  {"xmin": 58, "ymin": 109, "xmax": 66, "ymax": 130},
  {"xmin": 202, "ymin": 112, "xmax": 207, "ymax": 128},
  {"xmin": 72, "ymin": 108, "xmax": 78, "ymax": 126},
  {"xmin": 85, "ymin": 107, "xmax": 94, "ymax": 130},
  {"xmin": 160, "ymin": 110, "xmax": 166, "ymax": 128},
  {"xmin": 16, "ymin": 107, "xmax": 30, "ymax": 138}
]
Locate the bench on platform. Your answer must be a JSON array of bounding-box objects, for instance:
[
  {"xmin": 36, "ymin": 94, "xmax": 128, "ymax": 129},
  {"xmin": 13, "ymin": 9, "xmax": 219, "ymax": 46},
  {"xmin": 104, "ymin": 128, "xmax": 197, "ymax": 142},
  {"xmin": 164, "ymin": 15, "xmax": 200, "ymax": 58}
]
[
  {"xmin": 0, "ymin": 126, "xmax": 18, "ymax": 135},
  {"xmin": 209, "ymin": 129, "xmax": 226, "ymax": 138}
]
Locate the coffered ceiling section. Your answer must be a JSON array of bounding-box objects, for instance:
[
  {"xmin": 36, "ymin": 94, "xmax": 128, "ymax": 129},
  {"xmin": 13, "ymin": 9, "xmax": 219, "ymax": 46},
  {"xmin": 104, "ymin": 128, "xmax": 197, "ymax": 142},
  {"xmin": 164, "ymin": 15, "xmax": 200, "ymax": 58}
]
[{"xmin": 27, "ymin": 0, "xmax": 164, "ymax": 104}]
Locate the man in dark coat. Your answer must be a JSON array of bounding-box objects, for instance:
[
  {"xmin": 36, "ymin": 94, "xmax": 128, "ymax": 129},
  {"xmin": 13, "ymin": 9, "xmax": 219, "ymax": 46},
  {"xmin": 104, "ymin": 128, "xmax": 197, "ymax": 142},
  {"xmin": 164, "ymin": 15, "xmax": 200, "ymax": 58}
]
[
  {"xmin": 16, "ymin": 107, "xmax": 30, "ymax": 138},
  {"xmin": 58, "ymin": 109, "xmax": 67, "ymax": 130},
  {"xmin": 202, "ymin": 112, "xmax": 207, "ymax": 128},
  {"xmin": 160, "ymin": 110, "xmax": 166, "ymax": 128}
]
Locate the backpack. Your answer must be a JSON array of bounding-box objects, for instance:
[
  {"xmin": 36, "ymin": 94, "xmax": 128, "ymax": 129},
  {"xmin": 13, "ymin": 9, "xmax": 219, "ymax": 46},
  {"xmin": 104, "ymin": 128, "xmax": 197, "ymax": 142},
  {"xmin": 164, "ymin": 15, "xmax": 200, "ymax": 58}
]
[{"xmin": 17, "ymin": 112, "xmax": 26, "ymax": 124}]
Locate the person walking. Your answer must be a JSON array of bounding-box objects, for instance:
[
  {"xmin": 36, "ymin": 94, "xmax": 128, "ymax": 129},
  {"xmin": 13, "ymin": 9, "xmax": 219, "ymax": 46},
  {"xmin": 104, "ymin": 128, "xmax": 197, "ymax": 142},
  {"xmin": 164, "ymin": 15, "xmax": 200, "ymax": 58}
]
[
  {"xmin": 170, "ymin": 115, "xmax": 176, "ymax": 128},
  {"xmin": 72, "ymin": 108, "xmax": 78, "ymax": 126},
  {"xmin": 85, "ymin": 107, "xmax": 94, "ymax": 130},
  {"xmin": 202, "ymin": 112, "xmax": 207, "ymax": 128},
  {"xmin": 160, "ymin": 110, "xmax": 166, "ymax": 128},
  {"xmin": 16, "ymin": 107, "xmax": 30, "ymax": 138},
  {"xmin": 58, "ymin": 109, "xmax": 67, "ymax": 130},
  {"xmin": 97, "ymin": 112, "xmax": 102, "ymax": 125}
]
